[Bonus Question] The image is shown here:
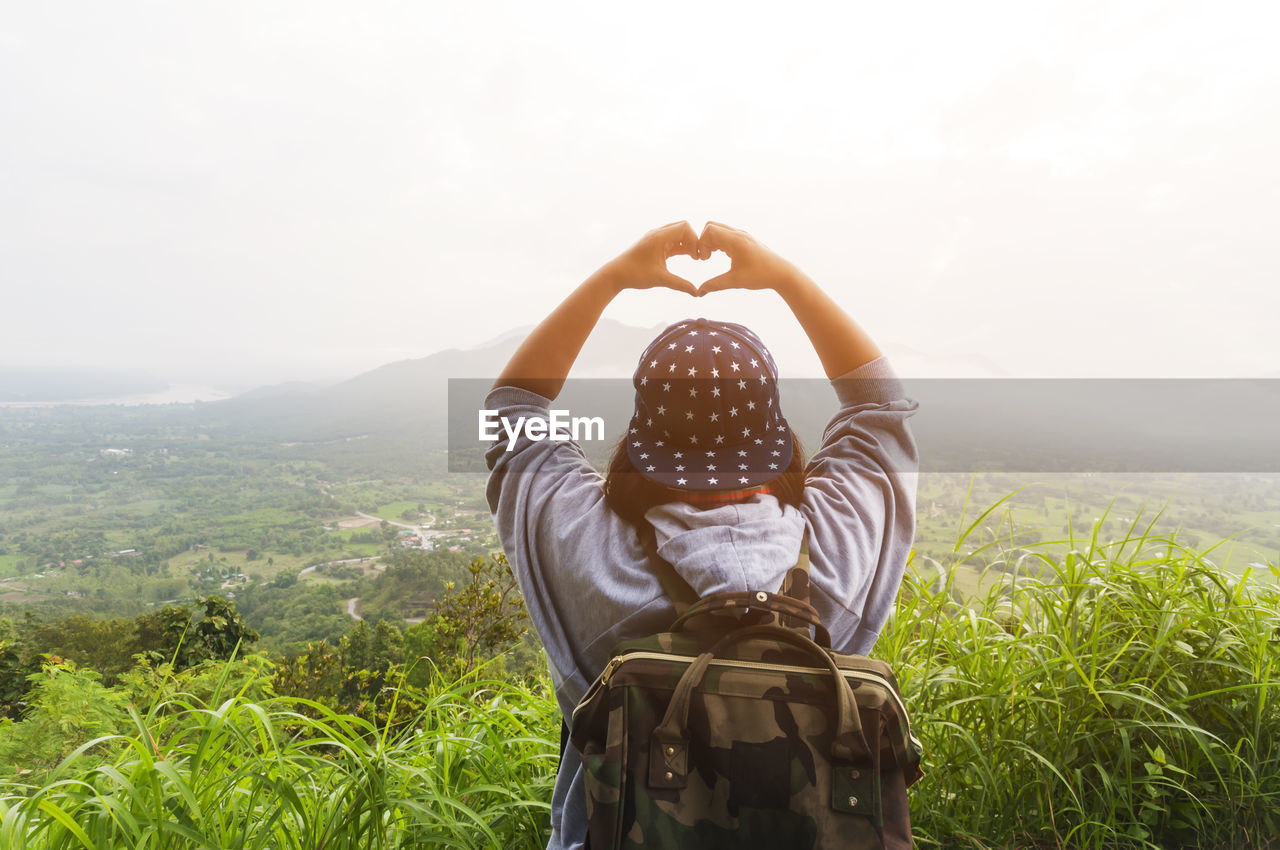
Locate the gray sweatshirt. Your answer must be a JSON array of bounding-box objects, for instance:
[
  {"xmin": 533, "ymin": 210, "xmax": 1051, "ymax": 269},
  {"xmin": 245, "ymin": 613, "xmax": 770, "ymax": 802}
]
[{"xmin": 484, "ymin": 355, "xmax": 919, "ymax": 850}]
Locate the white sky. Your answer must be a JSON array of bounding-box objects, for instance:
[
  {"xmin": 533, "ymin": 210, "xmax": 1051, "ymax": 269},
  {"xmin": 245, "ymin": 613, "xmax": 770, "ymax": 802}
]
[{"xmin": 2, "ymin": 1, "xmax": 1278, "ymax": 386}]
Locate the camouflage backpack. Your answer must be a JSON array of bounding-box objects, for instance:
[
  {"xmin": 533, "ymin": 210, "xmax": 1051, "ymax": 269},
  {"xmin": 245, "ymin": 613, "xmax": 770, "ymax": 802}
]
[{"xmin": 568, "ymin": 531, "xmax": 924, "ymax": 849}]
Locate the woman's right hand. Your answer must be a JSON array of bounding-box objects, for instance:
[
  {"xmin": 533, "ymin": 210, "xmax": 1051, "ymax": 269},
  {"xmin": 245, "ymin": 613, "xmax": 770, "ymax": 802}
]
[
  {"xmin": 696, "ymin": 221, "xmax": 803, "ymax": 296},
  {"xmin": 597, "ymin": 221, "xmax": 701, "ymax": 296}
]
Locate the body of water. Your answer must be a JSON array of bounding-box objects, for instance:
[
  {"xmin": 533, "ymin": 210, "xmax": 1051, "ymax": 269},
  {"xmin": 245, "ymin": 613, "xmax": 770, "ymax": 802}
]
[{"xmin": 0, "ymin": 384, "xmax": 232, "ymax": 408}]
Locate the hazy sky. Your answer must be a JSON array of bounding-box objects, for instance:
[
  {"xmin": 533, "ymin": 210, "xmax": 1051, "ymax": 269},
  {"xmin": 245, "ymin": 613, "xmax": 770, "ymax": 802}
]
[{"xmin": 3, "ymin": 1, "xmax": 1277, "ymax": 387}]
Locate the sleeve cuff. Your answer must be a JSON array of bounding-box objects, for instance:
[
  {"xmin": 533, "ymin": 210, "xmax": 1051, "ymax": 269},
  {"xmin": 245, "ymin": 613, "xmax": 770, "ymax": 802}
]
[
  {"xmin": 829, "ymin": 356, "xmax": 907, "ymax": 407},
  {"xmin": 484, "ymin": 385, "xmax": 554, "ymax": 412}
]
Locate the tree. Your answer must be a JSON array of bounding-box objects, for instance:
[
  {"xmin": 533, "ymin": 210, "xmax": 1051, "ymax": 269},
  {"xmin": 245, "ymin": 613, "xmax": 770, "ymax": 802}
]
[
  {"xmin": 412, "ymin": 552, "xmax": 528, "ymax": 677},
  {"xmin": 19, "ymin": 615, "xmax": 137, "ymax": 685},
  {"xmin": 270, "ymin": 623, "xmax": 411, "ymax": 726},
  {"xmin": 188, "ymin": 596, "xmax": 259, "ymax": 664},
  {"xmin": 0, "ymin": 635, "xmax": 36, "ymax": 720},
  {"xmin": 133, "ymin": 596, "xmax": 259, "ymax": 671},
  {"xmin": 380, "ymin": 520, "xmax": 398, "ymax": 544},
  {"xmin": 271, "ymin": 640, "xmax": 343, "ymax": 710},
  {"xmin": 271, "ymin": 570, "xmax": 298, "ymax": 589},
  {"xmin": 369, "ymin": 620, "xmax": 405, "ymax": 670}
]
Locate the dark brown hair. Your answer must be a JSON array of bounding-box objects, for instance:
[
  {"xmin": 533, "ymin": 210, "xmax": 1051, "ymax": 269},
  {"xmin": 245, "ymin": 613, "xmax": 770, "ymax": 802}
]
[{"xmin": 602, "ymin": 432, "xmax": 808, "ymax": 530}]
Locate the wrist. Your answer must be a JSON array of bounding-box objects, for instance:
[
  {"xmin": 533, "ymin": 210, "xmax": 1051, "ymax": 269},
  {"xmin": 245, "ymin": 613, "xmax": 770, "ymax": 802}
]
[
  {"xmin": 586, "ymin": 263, "xmax": 627, "ymax": 297},
  {"xmin": 770, "ymin": 260, "xmax": 812, "ymax": 300}
]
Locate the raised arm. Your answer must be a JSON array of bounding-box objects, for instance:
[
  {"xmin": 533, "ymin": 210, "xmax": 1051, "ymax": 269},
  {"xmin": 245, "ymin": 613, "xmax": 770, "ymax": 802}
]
[
  {"xmin": 697, "ymin": 222, "xmax": 881, "ymax": 378},
  {"xmin": 698, "ymin": 223, "xmax": 915, "ymax": 655},
  {"xmin": 493, "ymin": 221, "xmax": 700, "ymax": 400}
]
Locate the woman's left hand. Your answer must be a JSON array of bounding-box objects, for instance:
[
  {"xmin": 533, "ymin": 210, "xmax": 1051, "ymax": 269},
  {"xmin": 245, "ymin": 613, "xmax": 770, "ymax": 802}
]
[{"xmin": 597, "ymin": 221, "xmax": 701, "ymax": 296}]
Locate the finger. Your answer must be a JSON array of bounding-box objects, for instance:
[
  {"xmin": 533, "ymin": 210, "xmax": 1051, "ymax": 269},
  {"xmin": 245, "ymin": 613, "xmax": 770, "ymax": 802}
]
[
  {"xmin": 653, "ymin": 220, "xmax": 697, "ymax": 259},
  {"xmin": 668, "ymin": 221, "xmax": 699, "ymax": 259},
  {"xmin": 657, "ymin": 273, "xmax": 699, "ymax": 296},
  {"xmin": 704, "ymin": 220, "xmax": 749, "ymax": 238},
  {"xmin": 704, "ymin": 219, "xmax": 745, "ymax": 233},
  {"xmin": 651, "ymin": 220, "xmax": 687, "ymax": 234},
  {"xmin": 698, "ymin": 271, "xmax": 740, "ymax": 294},
  {"xmin": 698, "ymin": 221, "xmax": 739, "ymax": 258}
]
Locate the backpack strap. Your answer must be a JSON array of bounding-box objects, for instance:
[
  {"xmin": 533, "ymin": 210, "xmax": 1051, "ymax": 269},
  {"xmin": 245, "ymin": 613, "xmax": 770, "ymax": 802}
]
[
  {"xmin": 774, "ymin": 528, "xmax": 816, "ymax": 634},
  {"xmin": 637, "ymin": 522, "xmax": 699, "ymax": 617},
  {"xmin": 643, "ymin": 523, "xmax": 823, "ymax": 641},
  {"xmin": 561, "ymin": 524, "xmax": 699, "ymax": 783},
  {"xmin": 777, "ymin": 528, "xmax": 811, "ymax": 604}
]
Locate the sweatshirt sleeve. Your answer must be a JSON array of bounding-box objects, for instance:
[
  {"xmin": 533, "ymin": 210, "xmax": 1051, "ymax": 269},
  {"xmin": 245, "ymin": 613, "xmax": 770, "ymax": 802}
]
[
  {"xmin": 482, "ymin": 386, "xmax": 670, "ymax": 701},
  {"xmin": 800, "ymin": 356, "xmax": 919, "ymax": 655}
]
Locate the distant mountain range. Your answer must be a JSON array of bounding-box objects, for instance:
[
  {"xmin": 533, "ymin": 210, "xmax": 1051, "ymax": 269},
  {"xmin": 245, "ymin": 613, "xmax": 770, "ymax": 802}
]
[
  {"xmin": 9, "ymin": 323, "xmax": 1276, "ymax": 475},
  {"xmin": 192, "ymin": 318, "xmax": 904, "ymax": 456},
  {"xmin": 194, "ymin": 318, "xmax": 670, "ymax": 445}
]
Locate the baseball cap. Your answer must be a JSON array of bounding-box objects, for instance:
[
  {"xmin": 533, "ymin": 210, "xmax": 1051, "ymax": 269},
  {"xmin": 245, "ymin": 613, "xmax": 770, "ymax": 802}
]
[{"xmin": 625, "ymin": 318, "xmax": 793, "ymax": 491}]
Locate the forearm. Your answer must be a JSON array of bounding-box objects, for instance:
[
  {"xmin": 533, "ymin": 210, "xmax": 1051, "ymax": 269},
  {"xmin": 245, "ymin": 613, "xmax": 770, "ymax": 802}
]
[
  {"xmin": 493, "ymin": 268, "xmax": 622, "ymax": 400},
  {"xmin": 776, "ymin": 267, "xmax": 882, "ymax": 379}
]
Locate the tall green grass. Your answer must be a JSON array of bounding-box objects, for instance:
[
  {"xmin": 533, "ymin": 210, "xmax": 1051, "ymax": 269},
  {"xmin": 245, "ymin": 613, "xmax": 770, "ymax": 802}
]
[
  {"xmin": 3, "ymin": 503, "xmax": 1277, "ymax": 849},
  {"xmin": 878, "ymin": 500, "xmax": 1280, "ymax": 848},
  {"xmin": 0, "ymin": 665, "xmax": 558, "ymax": 849}
]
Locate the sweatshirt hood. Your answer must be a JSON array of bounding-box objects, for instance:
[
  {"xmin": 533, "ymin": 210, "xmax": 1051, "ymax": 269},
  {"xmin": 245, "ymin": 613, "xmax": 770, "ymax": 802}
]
[{"xmin": 644, "ymin": 494, "xmax": 807, "ymax": 597}]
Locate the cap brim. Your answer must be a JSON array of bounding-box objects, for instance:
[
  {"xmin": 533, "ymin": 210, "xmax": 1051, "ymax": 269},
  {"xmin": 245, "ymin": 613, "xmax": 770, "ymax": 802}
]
[{"xmin": 625, "ymin": 413, "xmax": 794, "ymax": 491}]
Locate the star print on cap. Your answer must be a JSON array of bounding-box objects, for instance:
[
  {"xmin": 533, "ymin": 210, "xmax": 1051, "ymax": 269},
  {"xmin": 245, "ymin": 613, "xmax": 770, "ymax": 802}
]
[{"xmin": 626, "ymin": 318, "xmax": 793, "ymax": 491}]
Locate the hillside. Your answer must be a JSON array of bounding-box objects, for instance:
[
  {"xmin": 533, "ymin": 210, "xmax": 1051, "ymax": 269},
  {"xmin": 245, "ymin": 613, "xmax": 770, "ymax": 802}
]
[{"xmin": 193, "ymin": 318, "xmax": 667, "ymax": 445}]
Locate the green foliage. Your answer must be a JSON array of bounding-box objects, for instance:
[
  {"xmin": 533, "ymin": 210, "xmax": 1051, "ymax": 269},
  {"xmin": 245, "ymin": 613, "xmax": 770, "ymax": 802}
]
[
  {"xmin": 0, "ymin": 637, "xmax": 36, "ymax": 722},
  {"xmin": 0, "ymin": 403, "xmax": 463, "ymax": 628},
  {"xmin": 0, "ymin": 667, "xmax": 558, "ymax": 849},
  {"xmin": 0, "ymin": 660, "xmax": 131, "ymax": 783},
  {"xmin": 270, "ymin": 569, "xmax": 298, "ymax": 588},
  {"xmin": 17, "ymin": 615, "xmax": 137, "ymax": 684},
  {"xmin": 271, "ymin": 640, "xmax": 344, "ymax": 711},
  {"xmin": 271, "ymin": 621, "xmax": 411, "ymax": 729},
  {"xmin": 878, "ymin": 512, "xmax": 1280, "ymax": 849},
  {"xmin": 133, "ymin": 596, "xmax": 260, "ymax": 671},
  {"xmin": 119, "ymin": 654, "xmax": 277, "ymax": 715},
  {"xmin": 334, "ymin": 620, "xmax": 408, "ymax": 725},
  {"xmin": 3, "ymin": 598, "xmax": 262, "ymax": 717},
  {"xmin": 0, "ymin": 499, "xmax": 1277, "ymax": 848},
  {"xmin": 342, "ymin": 620, "xmax": 405, "ymax": 674},
  {"xmin": 233, "ymin": 580, "xmax": 353, "ymax": 652},
  {"xmin": 354, "ymin": 548, "xmax": 472, "ymax": 622},
  {"xmin": 400, "ymin": 552, "xmax": 530, "ymax": 685}
]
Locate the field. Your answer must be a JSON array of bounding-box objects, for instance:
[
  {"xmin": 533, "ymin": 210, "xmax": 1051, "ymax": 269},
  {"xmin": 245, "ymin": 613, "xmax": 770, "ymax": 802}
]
[
  {"xmin": 2, "ymin": 521, "xmax": 1276, "ymax": 849},
  {"xmin": 2, "ymin": 403, "xmax": 1277, "ymax": 648},
  {"xmin": 371, "ymin": 500, "xmax": 426, "ymax": 522},
  {"xmin": 0, "ymin": 555, "xmax": 21, "ymax": 579},
  {"xmin": 913, "ymin": 473, "xmax": 1280, "ymax": 591}
]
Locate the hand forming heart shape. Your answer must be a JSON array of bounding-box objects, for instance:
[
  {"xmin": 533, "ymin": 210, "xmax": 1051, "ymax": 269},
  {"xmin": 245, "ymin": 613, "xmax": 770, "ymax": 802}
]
[
  {"xmin": 665, "ymin": 251, "xmax": 732, "ymax": 290},
  {"xmin": 616, "ymin": 220, "xmax": 792, "ymax": 297}
]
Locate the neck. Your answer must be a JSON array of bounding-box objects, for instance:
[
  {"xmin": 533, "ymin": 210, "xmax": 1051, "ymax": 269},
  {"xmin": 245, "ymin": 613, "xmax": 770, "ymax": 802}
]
[{"xmin": 668, "ymin": 484, "xmax": 774, "ymax": 506}]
